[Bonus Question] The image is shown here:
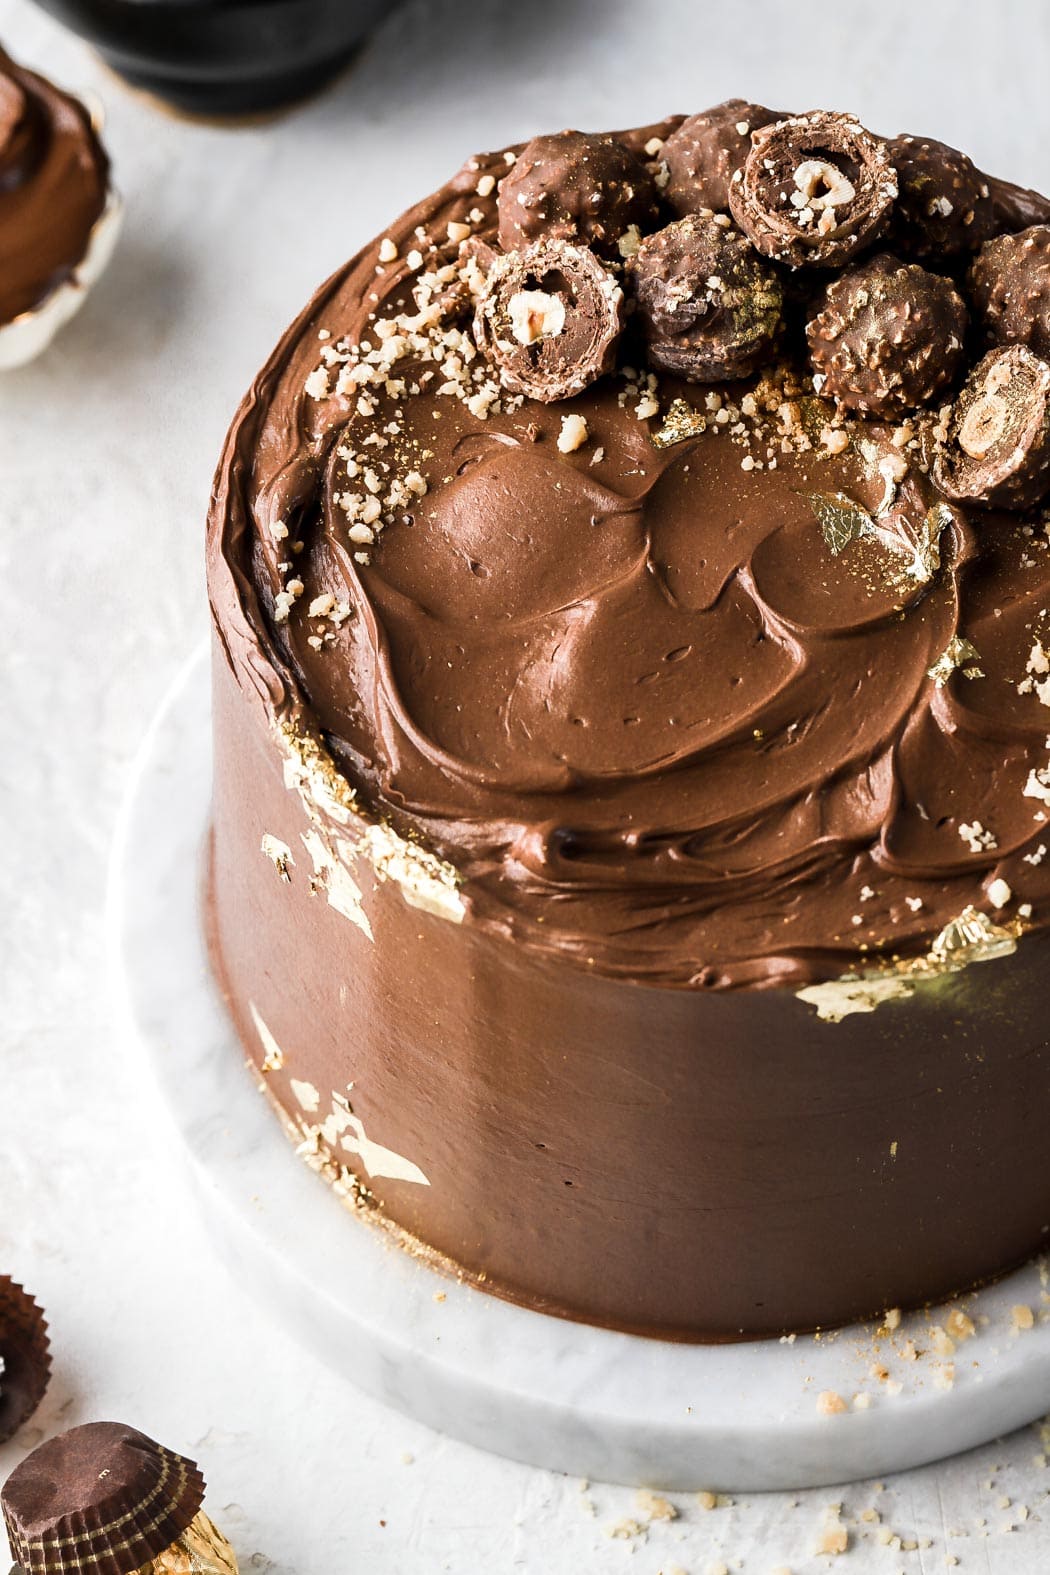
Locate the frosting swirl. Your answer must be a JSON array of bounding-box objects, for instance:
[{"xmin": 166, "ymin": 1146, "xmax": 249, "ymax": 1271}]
[
  {"xmin": 210, "ymin": 120, "xmax": 1050, "ymax": 988},
  {"xmin": 0, "ymin": 47, "xmax": 109, "ymax": 325}
]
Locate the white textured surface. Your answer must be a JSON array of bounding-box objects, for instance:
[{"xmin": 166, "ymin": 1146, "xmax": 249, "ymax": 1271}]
[{"xmin": 4, "ymin": 0, "xmax": 1050, "ymax": 1567}]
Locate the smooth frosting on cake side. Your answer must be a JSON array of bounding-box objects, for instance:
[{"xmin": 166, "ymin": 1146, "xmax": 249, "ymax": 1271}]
[{"xmin": 206, "ymin": 107, "xmax": 1050, "ymax": 1338}]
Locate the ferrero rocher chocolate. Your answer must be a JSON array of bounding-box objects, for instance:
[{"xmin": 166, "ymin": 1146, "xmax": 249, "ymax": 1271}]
[
  {"xmin": 807, "ymin": 253, "xmax": 968, "ymax": 415},
  {"xmin": 970, "ymin": 225, "xmax": 1050, "ymax": 357},
  {"xmin": 496, "ymin": 129, "xmax": 658, "ymax": 257},
  {"xmin": 663, "ymin": 98, "xmax": 782, "ymax": 216},
  {"xmin": 206, "ymin": 104, "xmax": 1050, "ymax": 1340},
  {"xmin": 932, "ymin": 345, "xmax": 1050, "ymax": 509},
  {"xmin": 473, "ymin": 238, "xmax": 624, "ymax": 400},
  {"xmin": 1, "ymin": 1423, "xmax": 236, "ymax": 1575},
  {"xmin": 629, "ymin": 214, "xmax": 783, "ymax": 381},
  {"xmin": 729, "ymin": 110, "xmax": 897, "ymax": 267}
]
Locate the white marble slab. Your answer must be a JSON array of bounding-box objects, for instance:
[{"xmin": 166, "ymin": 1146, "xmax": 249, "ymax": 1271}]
[{"xmin": 108, "ymin": 649, "xmax": 1050, "ymax": 1493}]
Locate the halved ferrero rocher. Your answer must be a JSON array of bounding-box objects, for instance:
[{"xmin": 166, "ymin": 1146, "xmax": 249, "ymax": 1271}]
[
  {"xmin": 629, "ymin": 214, "xmax": 783, "ymax": 381},
  {"xmin": 496, "ymin": 129, "xmax": 659, "ymax": 258},
  {"xmin": 1, "ymin": 1422, "xmax": 238, "ymax": 1575},
  {"xmin": 729, "ymin": 111, "xmax": 897, "ymax": 269},
  {"xmin": 970, "ymin": 226, "xmax": 1050, "ymax": 359},
  {"xmin": 662, "ymin": 98, "xmax": 784, "ymax": 216},
  {"xmin": 807, "ymin": 253, "xmax": 968, "ymax": 416},
  {"xmin": 931, "ymin": 345, "xmax": 1050, "ymax": 511},
  {"xmin": 0, "ymin": 1278, "xmax": 51, "ymax": 1446},
  {"xmin": 473, "ymin": 239, "xmax": 624, "ymax": 402}
]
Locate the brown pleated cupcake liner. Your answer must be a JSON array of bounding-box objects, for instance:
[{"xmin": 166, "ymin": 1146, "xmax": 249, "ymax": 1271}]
[
  {"xmin": 0, "ymin": 1278, "xmax": 51, "ymax": 1446},
  {"xmin": 3, "ymin": 1423, "xmax": 205, "ymax": 1575}
]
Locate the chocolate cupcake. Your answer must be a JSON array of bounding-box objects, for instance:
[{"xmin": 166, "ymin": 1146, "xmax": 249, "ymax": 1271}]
[
  {"xmin": 206, "ymin": 112, "xmax": 1050, "ymax": 1341},
  {"xmin": 0, "ymin": 1280, "xmax": 50, "ymax": 1445},
  {"xmin": 1, "ymin": 1423, "xmax": 236, "ymax": 1575},
  {"xmin": 0, "ymin": 46, "xmax": 120, "ymax": 369}
]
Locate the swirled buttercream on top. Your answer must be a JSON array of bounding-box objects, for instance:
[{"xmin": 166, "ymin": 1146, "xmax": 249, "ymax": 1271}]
[{"xmin": 209, "ymin": 121, "xmax": 1050, "ymax": 989}]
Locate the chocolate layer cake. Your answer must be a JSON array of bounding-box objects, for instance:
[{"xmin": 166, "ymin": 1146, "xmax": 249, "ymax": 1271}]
[{"xmin": 207, "ymin": 104, "xmax": 1050, "ymax": 1340}]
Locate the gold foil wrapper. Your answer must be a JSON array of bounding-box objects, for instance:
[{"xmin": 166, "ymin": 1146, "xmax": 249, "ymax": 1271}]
[{"xmin": 137, "ymin": 1512, "xmax": 238, "ymax": 1574}]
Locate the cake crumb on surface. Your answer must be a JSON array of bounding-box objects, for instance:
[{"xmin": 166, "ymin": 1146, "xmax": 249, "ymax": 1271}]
[
  {"xmin": 817, "ymin": 1390, "xmax": 848, "ymax": 1415},
  {"xmin": 606, "ymin": 1517, "xmax": 645, "ymax": 1540},
  {"xmin": 930, "ymin": 1325, "xmax": 956, "ymax": 1358},
  {"xmin": 946, "ymin": 1308, "xmax": 976, "ymax": 1342},
  {"xmin": 636, "ymin": 1489, "xmax": 677, "ymax": 1522},
  {"xmin": 816, "ymin": 1504, "xmax": 849, "ymax": 1556}
]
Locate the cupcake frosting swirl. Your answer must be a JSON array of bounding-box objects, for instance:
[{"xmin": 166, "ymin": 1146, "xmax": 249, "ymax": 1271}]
[{"xmin": 0, "ymin": 47, "xmax": 109, "ymax": 325}]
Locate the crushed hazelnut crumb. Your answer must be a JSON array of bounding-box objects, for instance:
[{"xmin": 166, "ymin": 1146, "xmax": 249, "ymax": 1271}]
[{"xmin": 557, "ymin": 413, "xmax": 590, "ymax": 453}]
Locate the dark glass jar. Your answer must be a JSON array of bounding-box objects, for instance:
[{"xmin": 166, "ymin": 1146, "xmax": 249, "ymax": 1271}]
[{"xmin": 27, "ymin": 0, "xmax": 396, "ymax": 116}]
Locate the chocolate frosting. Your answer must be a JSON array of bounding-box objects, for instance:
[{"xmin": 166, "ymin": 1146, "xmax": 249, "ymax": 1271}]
[
  {"xmin": 0, "ymin": 47, "xmax": 108, "ymax": 324},
  {"xmin": 210, "ymin": 119, "xmax": 1050, "ymax": 991}
]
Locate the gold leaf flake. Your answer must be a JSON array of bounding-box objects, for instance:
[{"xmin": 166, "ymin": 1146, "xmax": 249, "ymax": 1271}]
[
  {"xmin": 796, "ymin": 974, "xmax": 915, "ymax": 1022},
  {"xmin": 911, "ymin": 503, "xmax": 953, "ymax": 583},
  {"xmin": 929, "ymin": 905, "xmax": 1017, "ymax": 966},
  {"xmin": 872, "ymin": 501, "xmax": 952, "ymax": 586},
  {"xmin": 798, "ymin": 904, "xmax": 1018, "ymax": 1022},
  {"xmin": 650, "ymin": 397, "xmax": 707, "ymax": 449},
  {"xmin": 927, "ymin": 636, "xmax": 983, "ymax": 687},
  {"xmin": 808, "ymin": 491, "xmax": 875, "ymax": 556}
]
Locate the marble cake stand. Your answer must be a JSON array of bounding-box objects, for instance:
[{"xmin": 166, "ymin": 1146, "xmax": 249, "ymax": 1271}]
[{"xmin": 107, "ymin": 646, "xmax": 1050, "ymax": 1491}]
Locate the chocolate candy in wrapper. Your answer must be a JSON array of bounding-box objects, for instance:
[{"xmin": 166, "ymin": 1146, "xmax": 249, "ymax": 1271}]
[
  {"xmin": 807, "ymin": 253, "xmax": 969, "ymax": 417},
  {"xmin": 474, "ymin": 239, "xmax": 624, "ymax": 402},
  {"xmin": 931, "ymin": 345, "xmax": 1050, "ymax": 511},
  {"xmin": 497, "ymin": 130, "xmax": 659, "ymax": 258},
  {"xmin": 729, "ymin": 111, "xmax": 897, "ymax": 269},
  {"xmin": 0, "ymin": 1279, "xmax": 51, "ymax": 1445},
  {"xmin": 1, "ymin": 1422, "xmax": 209, "ymax": 1575},
  {"xmin": 663, "ymin": 98, "xmax": 784, "ymax": 216},
  {"xmin": 970, "ymin": 226, "xmax": 1050, "ymax": 359},
  {"xmin": 630, "ymin": 214, "xmax": 783, "ymax": 381}
]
